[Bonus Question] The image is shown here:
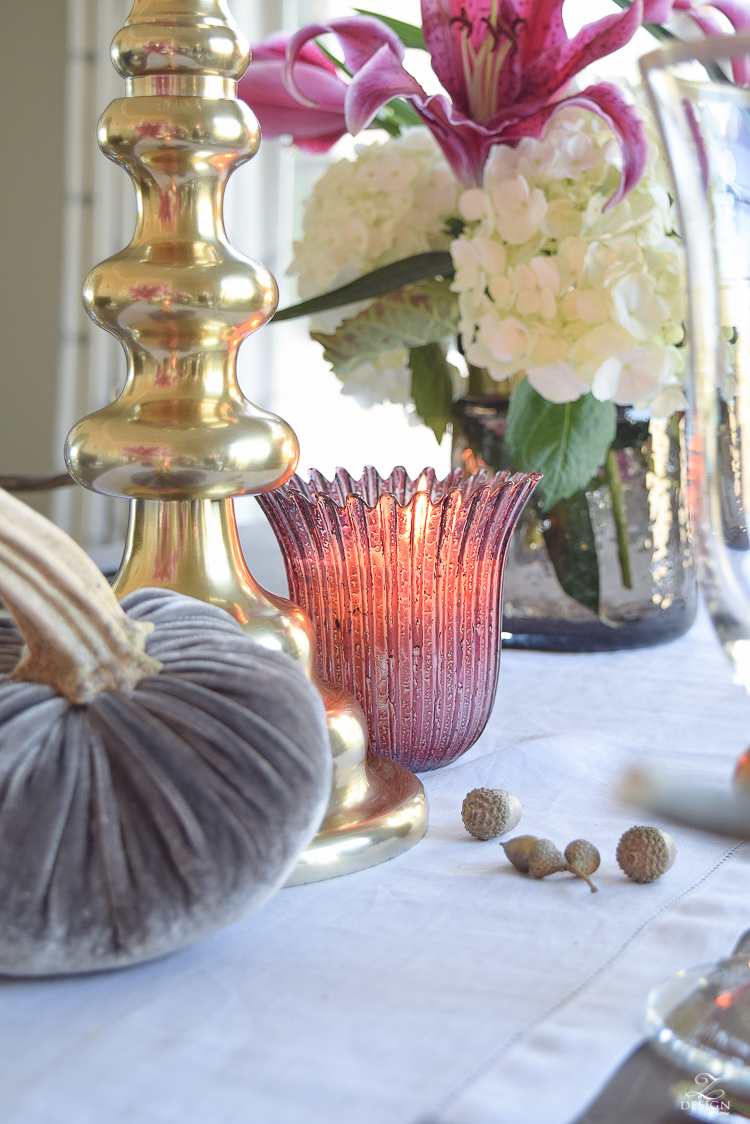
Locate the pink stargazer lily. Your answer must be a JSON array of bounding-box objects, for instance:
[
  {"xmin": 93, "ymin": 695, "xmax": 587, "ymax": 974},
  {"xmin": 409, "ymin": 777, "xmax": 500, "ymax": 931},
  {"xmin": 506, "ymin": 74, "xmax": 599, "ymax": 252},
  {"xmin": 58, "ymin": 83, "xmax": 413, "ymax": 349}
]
[
  {"xmin": 239, "ymin": 33, "xmax": 348, "ymax": 153},
  {"xmin": 283, "ymin": 2, "xmax": 652, "ymax": 203},
  {"xmin": 673, "ymin": 0, "xmax": 750, "ymax": 84}
]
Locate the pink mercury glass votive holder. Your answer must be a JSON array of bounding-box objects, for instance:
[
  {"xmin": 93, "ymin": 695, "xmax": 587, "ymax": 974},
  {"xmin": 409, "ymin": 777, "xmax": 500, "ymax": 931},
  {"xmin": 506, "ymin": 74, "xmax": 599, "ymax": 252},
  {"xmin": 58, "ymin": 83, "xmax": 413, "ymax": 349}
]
[{"xmin": 258, "ymin": 466, "xmax": 540, "ymax": 772}]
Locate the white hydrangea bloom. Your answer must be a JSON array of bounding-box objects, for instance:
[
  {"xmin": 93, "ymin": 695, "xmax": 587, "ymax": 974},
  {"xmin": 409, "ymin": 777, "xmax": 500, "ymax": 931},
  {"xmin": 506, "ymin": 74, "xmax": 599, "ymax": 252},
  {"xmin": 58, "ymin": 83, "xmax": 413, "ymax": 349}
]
[
  {"xmin": 489, "ymin": 177, "xmax": 547, "ymax": 244},
  {"xmin": 528, "ymin": 362, "xmax": 590, "ymax": 403},
  {"xmin": 289, "ymin": 131, "xmax": 458, "ymax": 407},
  {"xmin": 293, "ymin": 90, "xmax": 686, "ymax": 421},
  {"xmin": 338, "ymin": 349, "xmax": 412, "ymax": 408},
  {"xmin": 451, "ymin": 91, "xmax": 687, "ymax": 414}
]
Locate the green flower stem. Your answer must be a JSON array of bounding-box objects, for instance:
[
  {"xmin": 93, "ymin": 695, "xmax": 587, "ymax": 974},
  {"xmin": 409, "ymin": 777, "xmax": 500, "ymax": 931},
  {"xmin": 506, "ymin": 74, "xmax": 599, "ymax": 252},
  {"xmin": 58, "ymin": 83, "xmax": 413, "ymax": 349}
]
[
  {"xmin": 468, "ymin": 364, "xmax": 491, "ymax": 396},
  {"xmin": 605, "ymin": 449, "xmax": 632, "ymax": 591}
]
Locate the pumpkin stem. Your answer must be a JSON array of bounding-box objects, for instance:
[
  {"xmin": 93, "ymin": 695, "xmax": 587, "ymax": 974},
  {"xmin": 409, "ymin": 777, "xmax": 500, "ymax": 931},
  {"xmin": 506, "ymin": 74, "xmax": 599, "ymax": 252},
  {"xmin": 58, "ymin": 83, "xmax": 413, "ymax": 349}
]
[{"xmin": 0, "ymin": 489, "xmax": 162, "ymax": 703}]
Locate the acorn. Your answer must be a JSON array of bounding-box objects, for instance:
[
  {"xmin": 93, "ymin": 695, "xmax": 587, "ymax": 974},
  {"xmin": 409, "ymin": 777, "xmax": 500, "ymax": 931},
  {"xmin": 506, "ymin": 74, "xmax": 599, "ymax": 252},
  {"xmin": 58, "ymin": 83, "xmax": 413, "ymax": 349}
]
[
  {"xmin": 501, "ymin": 835, "xmax": 539, "ymax": 873},
  {"xmin": 527, "ymin": 839, "xmax": 566, "ymax": 880},
  {"xmin": 564, "ymin": 839, "xmax": 600, "ymax": 893},
  {"xmin": 616, "ymin": 825, "xmax": 676, "ymax": 883},
  {"xmin": 462, "ymin": 788, "xmax": 522, "ymax": 841}
]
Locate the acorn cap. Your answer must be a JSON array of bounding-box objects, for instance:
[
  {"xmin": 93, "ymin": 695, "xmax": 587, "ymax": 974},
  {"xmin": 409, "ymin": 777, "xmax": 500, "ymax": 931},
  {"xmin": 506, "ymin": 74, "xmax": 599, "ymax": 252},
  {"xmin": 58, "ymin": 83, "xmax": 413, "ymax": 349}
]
[
  {"xmin": 528, "ymin": 839, "xmax": 565, "ymax": 879},
  {"xmin": 461, "ymin": 788, "xmax": 522, "ymax": 841},
  {"xmin": 616, "ymin": 825, "xmax": 676, "ymax": 883}
]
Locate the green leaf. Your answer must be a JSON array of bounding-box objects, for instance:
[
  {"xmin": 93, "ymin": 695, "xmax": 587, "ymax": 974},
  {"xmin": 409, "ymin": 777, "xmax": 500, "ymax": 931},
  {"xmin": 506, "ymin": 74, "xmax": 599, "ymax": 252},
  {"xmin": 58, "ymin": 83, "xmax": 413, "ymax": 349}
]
[
  {"xmin": 382, "ymin": 98, "xmax": 423, "ymax": 127},
  {"xmin": 542, "ymin": 491, "xmax": 600, "ymax": 615},
  {"xmin": 311, "ymin": 279, "xmax": 459, "ymax": 374},
  {"xmin": 314, "ymin": 41, "xmax": 352, "ymax": 74},
  {"xmin": 373, "ymin": 98, "xmax": 423, "ymax": 138},
  {"xmin": 272, "ymin": 252, "xmax": 455, "ymax": 322},
  {"xmin": 352, "ymin": 9, "xmax": 426, "ymax": 49},
  {"xmin": 409, "ymin": 342, "xmax": 453, "ymax": 442},
  {"xmin": 505, "ymin": 380, "xmax": 616, "ymax": 512},
  {"xmin": 373, "ymin": 112, "xmax": 402, "ymax": 137}
]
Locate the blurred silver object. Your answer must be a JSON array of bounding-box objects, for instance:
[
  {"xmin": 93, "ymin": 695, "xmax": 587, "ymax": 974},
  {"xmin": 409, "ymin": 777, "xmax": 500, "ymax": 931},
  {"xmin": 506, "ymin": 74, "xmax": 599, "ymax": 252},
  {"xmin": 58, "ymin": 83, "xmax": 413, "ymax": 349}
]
[{"xmin": 636, "ymin": 35, "xmax": 750, "ymax": 841}]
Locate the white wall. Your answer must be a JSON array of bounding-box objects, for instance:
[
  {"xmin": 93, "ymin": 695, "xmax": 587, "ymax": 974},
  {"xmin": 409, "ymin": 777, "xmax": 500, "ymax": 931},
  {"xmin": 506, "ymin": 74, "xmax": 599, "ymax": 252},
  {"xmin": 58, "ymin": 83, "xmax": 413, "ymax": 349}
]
[
  {"xmin": 0, "ymin": 2, "xmax": 68, "ymax": 521},
  {"xmin": 54, "ymin": 0, "xmax": 136, "ymax": 549}
]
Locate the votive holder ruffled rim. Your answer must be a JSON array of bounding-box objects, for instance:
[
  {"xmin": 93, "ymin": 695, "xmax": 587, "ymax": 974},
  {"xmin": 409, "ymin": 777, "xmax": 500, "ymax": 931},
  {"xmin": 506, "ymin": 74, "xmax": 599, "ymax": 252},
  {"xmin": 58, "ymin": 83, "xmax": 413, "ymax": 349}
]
[{"xmin": 258, "ymin": 466, "xmax": 540, "ymax": 771}]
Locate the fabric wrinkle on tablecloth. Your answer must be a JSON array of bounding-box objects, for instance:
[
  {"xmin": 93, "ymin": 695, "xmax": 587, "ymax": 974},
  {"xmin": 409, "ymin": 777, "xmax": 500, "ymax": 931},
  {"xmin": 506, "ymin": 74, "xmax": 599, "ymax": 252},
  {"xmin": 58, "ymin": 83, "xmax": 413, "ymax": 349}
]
[{"xmin": 1, "ymin": 604, "xmax": 749, "ymax": 1124}]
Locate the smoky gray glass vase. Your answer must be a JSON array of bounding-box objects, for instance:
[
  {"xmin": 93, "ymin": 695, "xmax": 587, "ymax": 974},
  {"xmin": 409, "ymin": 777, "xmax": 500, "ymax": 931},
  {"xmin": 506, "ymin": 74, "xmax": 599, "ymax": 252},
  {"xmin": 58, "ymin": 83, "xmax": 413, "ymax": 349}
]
[{"xmin": 452, "ymin": 395, "xmax": 697, "ymax": 651}]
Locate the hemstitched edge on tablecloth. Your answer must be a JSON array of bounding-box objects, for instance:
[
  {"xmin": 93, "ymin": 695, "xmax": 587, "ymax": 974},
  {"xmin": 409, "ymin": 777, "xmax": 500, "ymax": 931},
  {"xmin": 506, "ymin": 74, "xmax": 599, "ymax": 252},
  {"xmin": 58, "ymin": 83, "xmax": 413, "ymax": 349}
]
[{"xmin": 414, "ymin": 842, "xmax": 746, "ymax": 1124}]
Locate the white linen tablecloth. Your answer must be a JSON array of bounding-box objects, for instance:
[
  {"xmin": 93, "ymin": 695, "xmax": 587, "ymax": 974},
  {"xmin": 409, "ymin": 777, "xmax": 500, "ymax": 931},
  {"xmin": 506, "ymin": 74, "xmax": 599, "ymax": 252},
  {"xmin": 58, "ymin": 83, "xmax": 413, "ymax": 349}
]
[{"xmin": 9, "ymin": 527, "xmax": 750, "ymax": 1124}]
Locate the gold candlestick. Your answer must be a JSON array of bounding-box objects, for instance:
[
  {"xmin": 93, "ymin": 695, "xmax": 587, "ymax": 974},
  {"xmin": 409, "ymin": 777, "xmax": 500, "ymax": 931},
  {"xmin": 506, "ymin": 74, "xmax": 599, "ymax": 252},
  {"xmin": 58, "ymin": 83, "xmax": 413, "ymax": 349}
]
[{"xmin": 64, "ymin": 0, "xmax": 427, "ymax": 883}]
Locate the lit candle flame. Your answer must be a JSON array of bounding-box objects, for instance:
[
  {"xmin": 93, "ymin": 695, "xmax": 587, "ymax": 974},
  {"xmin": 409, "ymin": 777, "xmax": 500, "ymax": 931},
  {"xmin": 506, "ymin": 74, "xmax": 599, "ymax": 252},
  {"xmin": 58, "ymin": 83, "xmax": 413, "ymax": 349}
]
[{"xmin": 413, "ymin": 473, "xmax": 431, "ymax": 540}]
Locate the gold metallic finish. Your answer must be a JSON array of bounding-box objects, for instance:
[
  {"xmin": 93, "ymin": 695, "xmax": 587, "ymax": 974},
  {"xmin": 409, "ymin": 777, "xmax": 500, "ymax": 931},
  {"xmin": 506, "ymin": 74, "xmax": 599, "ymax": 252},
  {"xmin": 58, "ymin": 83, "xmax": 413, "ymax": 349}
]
[
  {"xmin": 286, "ymin": 756, "xmax": 427, "ymax": 887},
  {"xmin": 125, "ymin": 76, "xmax": 237, "ymax": 97},
  {"xmin": 111, "ymin": 1, "xmax": 251, "ymax": 81},
  {"xmin": 68, "ymin": 0, "xmax": 427, "ymax": 883}
]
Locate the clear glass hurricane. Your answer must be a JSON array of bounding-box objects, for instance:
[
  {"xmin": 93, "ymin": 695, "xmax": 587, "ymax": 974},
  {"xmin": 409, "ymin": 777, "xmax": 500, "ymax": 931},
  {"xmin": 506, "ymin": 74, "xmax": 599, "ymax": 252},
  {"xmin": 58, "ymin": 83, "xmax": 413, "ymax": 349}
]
[
  {"xmin": 642, "ymin": 33, "xmax": 750, "ymax": 1091},
  {"xmin": 646, "ymin": 951, "xmax": 750, "ymax": 1099},
  {"xmin": 643, "ymin": 34, "xmax": 750, "ymax": 685}
]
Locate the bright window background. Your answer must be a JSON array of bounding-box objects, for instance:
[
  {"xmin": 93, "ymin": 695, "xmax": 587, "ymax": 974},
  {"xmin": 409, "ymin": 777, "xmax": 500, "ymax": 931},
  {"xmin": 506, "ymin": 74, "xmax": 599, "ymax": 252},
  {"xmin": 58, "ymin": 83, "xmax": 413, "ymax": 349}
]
[{"xmin": 226, "ymin": 0, "xmax": 660, "ymax": 527}]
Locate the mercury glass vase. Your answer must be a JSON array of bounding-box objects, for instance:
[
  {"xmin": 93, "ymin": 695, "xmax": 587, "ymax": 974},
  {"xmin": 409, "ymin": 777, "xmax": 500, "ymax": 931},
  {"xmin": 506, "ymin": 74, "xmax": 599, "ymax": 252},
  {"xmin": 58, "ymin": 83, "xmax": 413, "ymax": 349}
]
[
  {"xmin": 258, "ymin": 467, "xmax": 539, "ymax": 772},
  {"xmin": 453, "ymin": 395, "xmax": 697, "ymax": 651}
]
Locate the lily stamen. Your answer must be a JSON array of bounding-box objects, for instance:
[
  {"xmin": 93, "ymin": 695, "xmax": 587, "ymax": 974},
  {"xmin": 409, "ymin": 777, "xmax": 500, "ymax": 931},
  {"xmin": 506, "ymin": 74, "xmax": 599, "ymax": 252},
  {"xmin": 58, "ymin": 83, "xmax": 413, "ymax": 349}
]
[
  {"xmin": 480, "ymin": 18, "xmax": 502, "ymax": 50},
  {"xmin": 450, "ymin": 9, "xmax": 474, "ymax": 36},
  {"xmin": 456, "ymin": 14, "xmax": 513, "ymax": 124}
]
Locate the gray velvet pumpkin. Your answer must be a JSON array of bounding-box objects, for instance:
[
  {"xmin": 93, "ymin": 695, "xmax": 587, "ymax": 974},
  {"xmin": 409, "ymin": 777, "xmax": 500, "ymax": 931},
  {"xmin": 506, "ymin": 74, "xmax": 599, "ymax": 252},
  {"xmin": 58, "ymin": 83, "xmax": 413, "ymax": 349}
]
[{"xmin": 0, "ymin": 490, "xmax": 332, "ymax": 976}]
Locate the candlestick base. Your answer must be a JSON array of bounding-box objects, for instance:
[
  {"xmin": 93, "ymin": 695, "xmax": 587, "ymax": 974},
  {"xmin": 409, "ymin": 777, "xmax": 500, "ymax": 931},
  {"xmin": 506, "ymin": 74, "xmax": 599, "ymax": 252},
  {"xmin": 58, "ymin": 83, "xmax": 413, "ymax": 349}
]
[
  {"xmin": 112, "ymin": 498, "xmax": 428, "ymax": 883},
  {"xmin": 287, "ymin": 754, "xmax": 427, "ymax": 886}
]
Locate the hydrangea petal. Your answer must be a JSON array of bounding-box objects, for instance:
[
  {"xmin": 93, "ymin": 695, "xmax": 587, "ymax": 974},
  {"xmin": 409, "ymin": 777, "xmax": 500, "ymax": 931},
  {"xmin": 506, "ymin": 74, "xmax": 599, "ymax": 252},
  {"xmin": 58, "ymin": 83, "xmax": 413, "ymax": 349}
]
[
  {"xmin": 591, "ymin": 355, "xmax": 623, "ymax": 401},
  {"xmin": 459, "ymin": 189, "xmax": 490, "ymax": 221},
  {"xmin": 527, "ymin": 362, "xmax": 589, "ymax": 403}
]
